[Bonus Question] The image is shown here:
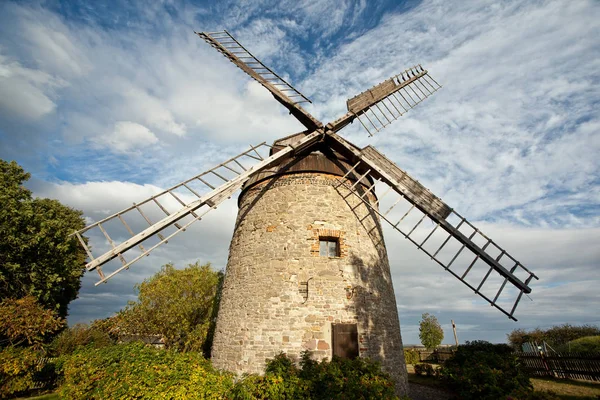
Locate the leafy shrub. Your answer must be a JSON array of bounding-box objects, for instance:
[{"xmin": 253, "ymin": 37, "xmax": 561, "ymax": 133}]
[
  {"xmin": 59, "ymin": 342, "xmax": 233, "ymax": 399},
  {"xmin": 265, "ymin": 352, "xmax": 300, "ymax": 377},
  {"xmin": 403, "ymin": 348, "xmax": 420, "ymax": 364},
  {"xmin": 413, "ymin": 363, "xmax": 436, "ymax": 376},
  {"xmin": 440, "ymin": 340, "xmax": 532, "ymax": 400},
  {"xmin": 232, "ymin": 351, "xmax": 399, "ymax": 399},
  {"xmin": 50, "ymin": 323, "xmax": 113, "ymax": 356},
  {"xmin": 301, "ymin": 355, "xmax": 398, "ymax": 399},
  {"xmin": 231, "ymin": 373, "xmax": 306, "ymax": 400},
  {"xmin": 413, "ymin": 363, "xmax": 423, "ymax": 375},
  {"xmin": 0, "ymin": 346, "xmax": 43, "ymax": 398},
  {"xmin": 230, "ymin": 353, "xmax": 306, "ymax": 399}
]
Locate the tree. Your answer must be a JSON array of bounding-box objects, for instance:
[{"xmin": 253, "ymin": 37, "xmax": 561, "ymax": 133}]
[
  {"xmin": 419, "ymin": 313, "xmax": 444, "ymax": 350},
  {"xmin": 0, "ymin": 160, "xmax": 87, "ymax": 318},
  {"xmin": 0, "ymin": 296, "xmax": 64, "ymax": 349},
  {"xmin": 116, "ymin": 262, "xmax": 223, "ymax": 355}
]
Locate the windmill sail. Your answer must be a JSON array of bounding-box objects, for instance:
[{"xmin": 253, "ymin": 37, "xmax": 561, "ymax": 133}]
[
  {"xmin": 327, "ymin": 65, "xmax": 442, "ymax": 135},
  {"xmin": 74, "ymin": 132, "xmax": 323, "ymax": 285},
  {"xmin": 196, "ymin": 30, "xmax": 322, "ymax": 131},
  {"xmin": 327, "ymin": 132, "xmax": 538, "ymax": 320}
]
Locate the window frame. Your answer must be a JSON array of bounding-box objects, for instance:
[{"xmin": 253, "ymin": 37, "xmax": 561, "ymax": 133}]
[{"xmin": 319, "ymin": 237, "xmax": 340, "ymax": 257}]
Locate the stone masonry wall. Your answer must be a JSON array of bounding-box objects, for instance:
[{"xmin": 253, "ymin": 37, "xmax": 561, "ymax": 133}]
[{"xmin": 211, "ymin": 172, "xmax": 408, "ymax": 395}]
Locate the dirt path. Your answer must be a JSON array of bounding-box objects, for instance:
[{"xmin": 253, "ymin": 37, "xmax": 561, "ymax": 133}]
[{"xmin": 409, "ymin": 382, "xmax": 453, "ymax": 400}]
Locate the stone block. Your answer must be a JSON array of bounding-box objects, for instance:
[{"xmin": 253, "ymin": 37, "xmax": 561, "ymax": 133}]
[{"xmin": 317, "ymin": 340, "xmax": 330, "ymax": 350}]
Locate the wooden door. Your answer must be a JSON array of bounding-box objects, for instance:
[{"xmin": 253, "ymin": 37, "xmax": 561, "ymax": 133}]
[{"xmin": 332, "ymin": 323, "xmax": 359, "ymax": 359}]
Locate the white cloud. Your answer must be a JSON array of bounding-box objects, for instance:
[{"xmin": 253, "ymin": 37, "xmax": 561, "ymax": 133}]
[
  {"xmin": 0, "ymin": 53, "xmax": 65, "ymax": 120},
  {"xmin": 94, "ymin": 121, "xmax": 159, "ymax": 154}
]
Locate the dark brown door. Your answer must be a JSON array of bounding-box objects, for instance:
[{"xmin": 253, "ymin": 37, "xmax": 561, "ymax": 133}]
[{"xmin": 332, "ymin": 323, "xmax": 359, "ymax": 359}]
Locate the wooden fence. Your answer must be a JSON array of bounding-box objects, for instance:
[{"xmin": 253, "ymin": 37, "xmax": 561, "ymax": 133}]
[
  {"xmin": 414, "ymin": 349, "xmax": 456, "ymax": 363},
  {"xmin": 516, "ymin": 351, "xmax": 600, "ymax": 381}
]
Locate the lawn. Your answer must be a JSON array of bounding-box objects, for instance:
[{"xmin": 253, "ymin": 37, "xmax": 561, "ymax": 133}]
[{"xmin": 531, "ymin": 377, "xmax": 600, "ymax": 400}]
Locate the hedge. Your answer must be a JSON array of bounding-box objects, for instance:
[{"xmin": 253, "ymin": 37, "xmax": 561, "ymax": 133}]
[
  {"xmin": 58, "ymin": 344, "xmax": 400, "ymax": 399},
  {"xmin": 59, "ymin": 342, "xmax": 232, "ymax": 399}
]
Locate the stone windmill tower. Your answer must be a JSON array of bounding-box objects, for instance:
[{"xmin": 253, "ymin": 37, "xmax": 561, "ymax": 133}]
[{"xmin": 72, "ymin": 30, "xmax": 539, "ymax": 394}]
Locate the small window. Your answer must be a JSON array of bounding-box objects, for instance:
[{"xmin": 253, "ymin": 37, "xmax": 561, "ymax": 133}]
[{"xmin": 319, "ymin": 238, "xmax": 339, "ymax": 257}]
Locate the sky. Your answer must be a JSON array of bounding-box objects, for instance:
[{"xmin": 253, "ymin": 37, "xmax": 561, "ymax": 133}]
[{"xmin": 1, "ymin": 0, "xmax": 599, "ymax": 345}]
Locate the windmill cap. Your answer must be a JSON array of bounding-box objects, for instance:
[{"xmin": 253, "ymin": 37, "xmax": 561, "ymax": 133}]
[{"xmin": 238, "ymin": 132, "xmax": 375, "ymax": 206}]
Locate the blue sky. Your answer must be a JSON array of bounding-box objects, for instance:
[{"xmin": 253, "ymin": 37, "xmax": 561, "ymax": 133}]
[{"xmin": 1, "ymin": 0, "xmax": 599, "ymax": 345}]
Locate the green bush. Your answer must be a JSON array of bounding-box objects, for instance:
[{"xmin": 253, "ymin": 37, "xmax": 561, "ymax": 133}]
[
  {"xmin": 50, "ymin": 323, "xmax": 113, "ymax": 356},
  {"xmin": 232, "ymin": 351, "xmax": 399, "ymax": 400},
  {"xmin": 302, "ymin": 355, "xmax": 397, "ymax": 399},
  {"xmin": 0, "ymin": 346, "xmax": 44, "ymax": 398},
  {"xmin": 413, "ymin": 363, "xmax": 435, "ymax": 376},
  {"xmin": 231, "ymin": 373, "xmax": 306, "ymax": 400},
  {"xmin": 439, "ymin": 340, "xmax": 532, "ymax": 400},
  {"xmin": 59, "ymin": 342, "xmax": 233, "ymax": 399},
  {"xmin": 231, "ymin": 353, "xmax": 307, "ymax": 399},
  {"xmin": 403, "ymin": 348, "xmax": 420, "ymax": 364}
]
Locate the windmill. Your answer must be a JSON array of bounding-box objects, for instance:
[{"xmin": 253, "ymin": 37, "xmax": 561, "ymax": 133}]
[{"xmin": 71, "ymin": 30, "xmax": 538, "ymax": 394}]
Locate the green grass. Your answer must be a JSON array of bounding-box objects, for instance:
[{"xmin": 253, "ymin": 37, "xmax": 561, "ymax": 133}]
[{"xmin": 531, "ymin": 377, "xmax": 600, "ymax": 399}]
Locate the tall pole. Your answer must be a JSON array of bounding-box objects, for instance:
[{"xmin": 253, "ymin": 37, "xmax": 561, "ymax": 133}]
[{"xmin": 451, "ymin": 320, "xmax": 459, "ymax": 346}]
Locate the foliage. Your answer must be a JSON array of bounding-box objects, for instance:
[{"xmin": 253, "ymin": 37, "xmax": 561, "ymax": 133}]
[
  {"xmin": 230, "ymin": 373, "xmax": 304, "ymax": 400},
  {"xmin": 116, "ymin": 262, "xmax": 223, "ymax": 355},
  {"xmin": 413, "ymin": 363, "xmax": 436, "ymax": 377},
  {"xmin": 564, "ymin": 335, "xmax": 600, "ymax": 353},
  {"xmin": 89, "ymin": 317, "xmax": 121, "ymax": 343},
  {"xmin": 0, "ymin": 159, "xmax": 87, "ymax": 318},
  {"xmin": 232, "ymin": 351, "xmax": 399, "ymax": 399},
  {"xmin": 265, "ymin": 352, "xmax": 300, "ymax": 377},
  {"xmin": 50, "ymin": 323, "xmax": 113, "ymax": 356},
  {"xmin": 508, "ymin": 328, "xmax": 545, "ymax": 349},
  {"xmin": 439, "ymin": 340, "xmax": 532, "ymax": 400},
  {"xmin": 403, "ymin": 348, "xmax": 420, "ymax": 365},
  {"xmin": 508, "ymin": 324, "xmax": 600, "ymax": 350},
  {"xmin": 59, "ymin": 344, "xmax": 400, "ymax": 399},
  {"xmin": 299, "ymin": 353, "xmax": 398, "ymax": 400},
  {"xmin": 0, "ymin": 345, "xmax": 44, "ymax": 398},
  {"xmin": 59, "ymin": 342, "xmax": 233, "ymax": 399},
  {"xmin": 0, "ymin": 296, "xmax": 64, "ymax": 348},
  {"xmin": 419, "ymin": 313, "xmax": 444, "ymax": 350}
]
